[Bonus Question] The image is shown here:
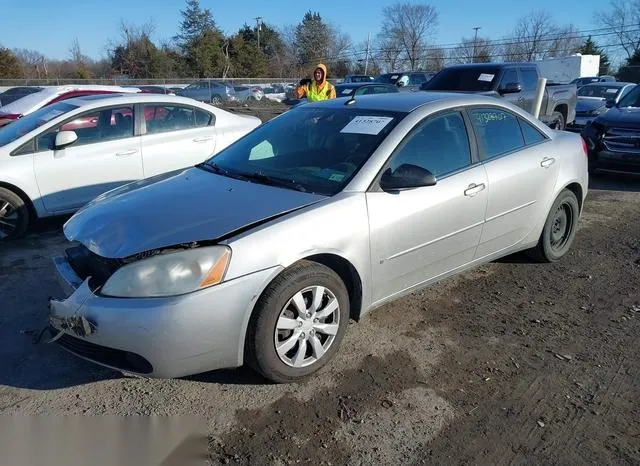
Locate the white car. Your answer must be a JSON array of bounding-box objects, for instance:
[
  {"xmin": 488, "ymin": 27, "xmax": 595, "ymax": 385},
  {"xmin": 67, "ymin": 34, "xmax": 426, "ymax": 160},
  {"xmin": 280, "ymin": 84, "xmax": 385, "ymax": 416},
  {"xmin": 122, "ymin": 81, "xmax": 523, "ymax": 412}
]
[
  {"xmin": 0, "ymin": 85, "xmax": 141, "ymax": 127},
  {"xmin": 0, "ymin": 93, "xmax": 262, "ymax": 239}
]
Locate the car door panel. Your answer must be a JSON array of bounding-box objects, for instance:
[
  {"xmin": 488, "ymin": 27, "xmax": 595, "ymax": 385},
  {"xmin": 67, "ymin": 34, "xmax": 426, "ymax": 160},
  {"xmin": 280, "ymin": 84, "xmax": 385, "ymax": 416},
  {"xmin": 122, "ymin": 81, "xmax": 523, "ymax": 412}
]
[
  {"xmin": 33, "ymin": 106, "xmax": 143, "ymax": 213},
  {"xmin": 140, "ymin": 104, "xmax": 217, "ymax": 178},
  {"xmin": 470, "ymin": 108, "xmax": 559, "ymax": 259},
  {"xmin": 499, "ymin": 68, "xmax": 525, "ymax": 110},
  {"xmin": 519, "ymin": 67, "xmax": 540, "ymax": 114},
  {"xmin": 367, "ymin": 165, "xmax": 488, "ymax": 302},
  {"xmin": 366, "ymin": 110, "xmax": 487, "ymax": 303}
]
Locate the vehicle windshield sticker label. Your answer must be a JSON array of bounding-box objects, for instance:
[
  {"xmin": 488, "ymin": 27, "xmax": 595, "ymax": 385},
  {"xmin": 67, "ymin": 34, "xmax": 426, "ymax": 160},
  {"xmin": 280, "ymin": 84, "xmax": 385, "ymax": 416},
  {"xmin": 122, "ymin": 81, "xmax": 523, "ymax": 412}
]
[
  {"xmin": 249, "ymin": 140, "xmax": 275, "ymax": 160},
  {"xmin": 342, "ymin": 88, "xmax": 354, "ymax": 94},
  {"xmin": 391, "ymin": 75, "xmax": 399, "ymax": 79},
  {"xmin": 341, "ymin": 116, "xmax": 394, "ymax": 135},
  {"xmin": 478, "ymin": 73, "xmax": 495, "ymax": 82},
  {"xmin": 329, "ymin": 173, "xmax": 346, "ymax": 182},
  {"xmin": 606, "ymin": 88, "xmax": 618, "ymax": 94}
]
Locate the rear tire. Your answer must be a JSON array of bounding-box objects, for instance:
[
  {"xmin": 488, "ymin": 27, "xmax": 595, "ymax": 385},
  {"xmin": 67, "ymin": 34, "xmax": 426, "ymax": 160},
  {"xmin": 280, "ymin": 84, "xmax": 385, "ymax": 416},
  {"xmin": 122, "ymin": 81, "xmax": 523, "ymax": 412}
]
[
  {"xmin": 526, "ymin": 189, "xmax": 579, "ymax": 263},
  {"xmin": 246, "ymin": 260, "xmax": 350, "ymax": 384},
  {"xmin": 0, "ymin": 187, "xmax": 30, "ymax": 240},
  {"xmin": 210, "ymin": 95, "xmax": 223, "ymax": 106}
]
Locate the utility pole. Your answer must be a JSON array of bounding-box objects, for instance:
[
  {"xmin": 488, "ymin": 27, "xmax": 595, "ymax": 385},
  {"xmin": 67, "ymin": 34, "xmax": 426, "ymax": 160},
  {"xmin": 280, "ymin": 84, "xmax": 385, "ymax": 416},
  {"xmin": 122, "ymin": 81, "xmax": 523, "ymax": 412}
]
[
  {"xmin": 254, "ymin": 17, "xmax": 263, "ymax": 49},
  {"xmin": 364, "ymin": 32, "xmax": 371, "ymax": 75},
  {"xmin": 472, "ymin": 27, "xmax": 481, "ymax": 63}
]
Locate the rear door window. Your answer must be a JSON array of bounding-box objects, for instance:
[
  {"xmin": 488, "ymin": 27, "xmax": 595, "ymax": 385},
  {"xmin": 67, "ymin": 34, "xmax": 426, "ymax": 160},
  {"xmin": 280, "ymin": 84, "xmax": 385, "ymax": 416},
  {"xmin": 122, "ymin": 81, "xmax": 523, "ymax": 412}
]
[
  {"xmin": 143, "ymin": 105, "xmax": 199, "ymax": 134},
  {"xmin": 470, "ymin": 108, "xmax": 525, "ymax": 159}
]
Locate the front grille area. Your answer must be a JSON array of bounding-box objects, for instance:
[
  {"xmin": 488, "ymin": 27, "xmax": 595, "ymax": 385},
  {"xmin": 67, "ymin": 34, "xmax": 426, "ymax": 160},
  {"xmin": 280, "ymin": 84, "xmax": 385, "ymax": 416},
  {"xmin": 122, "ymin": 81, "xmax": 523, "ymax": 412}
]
[
  {"xmin": 603, "ymin": 127, "xmax": 640, "ymax": 152},
  {"xmin": 65, "ymin": 245, "xmax": 123, "ymax": 288},
  {"xmin": 54, "ymin": 328, "xmax": 153, "ymax": 374}
]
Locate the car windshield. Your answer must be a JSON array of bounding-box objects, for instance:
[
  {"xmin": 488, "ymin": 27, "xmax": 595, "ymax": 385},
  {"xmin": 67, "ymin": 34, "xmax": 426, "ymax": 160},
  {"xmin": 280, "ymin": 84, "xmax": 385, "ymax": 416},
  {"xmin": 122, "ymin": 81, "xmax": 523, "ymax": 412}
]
[
  {"xmin": 578, "ymin": 85, "xmax": 622, "ymax": 98},
  {"xmin": 0, "ymin": 102, "xmax": 78, "ymax": 147},
  {"xmin": 375, "ymin": 74, "xmax": 402, "ymax": 84},
  {"xmin": 424, "ymin": 67, "xmax": 500, "ymax": 91},
  {"xmin": 617, "ymin": 85, "xmax": 640, "ymax": 107},
  {"xmin": 203, "ymin": 106, "xmax": 406, "ymax": 196}
]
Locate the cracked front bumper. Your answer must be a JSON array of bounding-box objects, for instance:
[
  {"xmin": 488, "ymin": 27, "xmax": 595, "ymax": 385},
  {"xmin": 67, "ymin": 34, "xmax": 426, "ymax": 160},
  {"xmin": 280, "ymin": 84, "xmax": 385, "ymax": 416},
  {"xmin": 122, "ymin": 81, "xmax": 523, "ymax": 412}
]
[{"xmin": 49, "ymin": 254, "xmax": 281, "ymax": 378}]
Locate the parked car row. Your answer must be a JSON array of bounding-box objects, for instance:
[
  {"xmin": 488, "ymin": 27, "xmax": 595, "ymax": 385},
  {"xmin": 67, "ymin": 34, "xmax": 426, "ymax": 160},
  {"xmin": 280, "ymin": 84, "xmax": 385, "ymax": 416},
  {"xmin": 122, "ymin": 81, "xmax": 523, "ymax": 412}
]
[{"xmin": 0, "ymin": 93, "xmax": 261, "ymax": 239}]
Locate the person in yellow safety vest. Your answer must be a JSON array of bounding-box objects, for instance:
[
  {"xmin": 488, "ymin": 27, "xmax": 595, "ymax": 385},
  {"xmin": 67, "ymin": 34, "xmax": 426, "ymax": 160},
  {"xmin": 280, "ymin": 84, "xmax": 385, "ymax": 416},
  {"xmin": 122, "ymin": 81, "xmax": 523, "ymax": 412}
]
[{"xmin": 295, "ymin": 63, "xmax": 337, "ymax": 102}]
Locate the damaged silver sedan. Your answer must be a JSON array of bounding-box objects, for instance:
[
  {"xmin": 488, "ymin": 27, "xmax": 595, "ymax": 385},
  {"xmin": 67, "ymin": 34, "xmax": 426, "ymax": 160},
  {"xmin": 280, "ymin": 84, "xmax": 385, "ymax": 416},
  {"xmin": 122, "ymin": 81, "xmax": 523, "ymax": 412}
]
[{"xmin": 49, "ymin": 93, "xmax": 589, "ymax": 383}]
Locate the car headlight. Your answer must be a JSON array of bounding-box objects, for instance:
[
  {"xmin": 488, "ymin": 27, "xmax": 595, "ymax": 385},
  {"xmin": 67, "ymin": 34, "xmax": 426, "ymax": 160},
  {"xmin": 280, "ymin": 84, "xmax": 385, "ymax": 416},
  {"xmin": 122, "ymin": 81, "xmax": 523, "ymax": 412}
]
[{"xmin": 101, "ymin": 246, "xmax": 231, "ymax": 298}]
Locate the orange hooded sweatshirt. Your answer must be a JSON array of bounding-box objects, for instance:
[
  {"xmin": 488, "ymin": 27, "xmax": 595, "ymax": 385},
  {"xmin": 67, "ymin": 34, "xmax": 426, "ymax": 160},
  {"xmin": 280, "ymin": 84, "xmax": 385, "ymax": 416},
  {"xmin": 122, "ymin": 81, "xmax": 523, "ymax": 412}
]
[{"xmin": 295, "ymin": 64, "xmax": 337, "ymax": 101}]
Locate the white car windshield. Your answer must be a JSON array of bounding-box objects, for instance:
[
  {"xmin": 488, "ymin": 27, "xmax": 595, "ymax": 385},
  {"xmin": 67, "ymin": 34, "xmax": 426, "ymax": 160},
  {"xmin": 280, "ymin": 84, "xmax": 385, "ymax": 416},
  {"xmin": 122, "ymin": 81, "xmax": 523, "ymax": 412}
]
[
  {"xmin": 0, "ymin": 102, "xmax": 78, "ymax": 147},
  {"xmin": 203, "ymin": 106, "xmax": 406, "ymax": 195}
]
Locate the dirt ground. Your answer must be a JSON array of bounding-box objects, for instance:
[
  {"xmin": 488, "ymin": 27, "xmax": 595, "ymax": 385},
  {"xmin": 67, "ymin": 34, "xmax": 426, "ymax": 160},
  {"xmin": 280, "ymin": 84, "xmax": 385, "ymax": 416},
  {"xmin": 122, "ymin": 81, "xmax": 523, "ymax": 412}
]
[{"xmin": 0, "ymin": 160, "xmax": 639, "ymax": 463}]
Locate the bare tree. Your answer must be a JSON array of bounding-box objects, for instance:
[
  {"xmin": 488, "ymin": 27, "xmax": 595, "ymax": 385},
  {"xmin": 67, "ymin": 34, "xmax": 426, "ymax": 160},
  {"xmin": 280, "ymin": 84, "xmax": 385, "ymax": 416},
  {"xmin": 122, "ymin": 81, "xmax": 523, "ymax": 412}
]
[
  {"xmin": 422, "ymin": 46, "xmax": 446, "ymax": 71},
  {"xmin": 449, "ymin": 36, "xmax": 496, "ymax": 64},
  {"xmin": 13, "ymin": 48, "xmax": 48, "ymax": 78},
  {"xmin": 380, "ymin": 2, "xmax": 439, "ymax": 71},
  {"xmin": 375, "ymin": 35, "xmax": 405, "ymax": 72},
  {"xmin": 596, "ymin": 0, "xmax": 640, "ymax": 60},
  {"xmin": 503, "ymin": 10, "xmax": 555, "ymax": 62},
  {"xmin": 547, "ymin": 24, "xmax": 582, "ymax": 57}
]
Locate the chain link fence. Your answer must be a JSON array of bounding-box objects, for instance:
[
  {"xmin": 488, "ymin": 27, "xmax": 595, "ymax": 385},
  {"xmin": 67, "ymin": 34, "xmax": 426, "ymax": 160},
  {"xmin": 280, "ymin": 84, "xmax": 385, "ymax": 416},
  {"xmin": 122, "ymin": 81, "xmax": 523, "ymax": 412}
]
[{"xmin": 0, "ymin": 77, "xmax": 302, "ymax": 87}]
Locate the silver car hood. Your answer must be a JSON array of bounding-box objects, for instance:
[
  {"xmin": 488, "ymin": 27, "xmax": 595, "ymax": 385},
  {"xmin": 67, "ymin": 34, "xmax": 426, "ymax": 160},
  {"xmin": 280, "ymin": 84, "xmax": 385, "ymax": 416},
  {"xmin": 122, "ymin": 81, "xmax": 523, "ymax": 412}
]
[{"xmin": 64, "ymin": 167, "xmax": 327, "ymax": 258}]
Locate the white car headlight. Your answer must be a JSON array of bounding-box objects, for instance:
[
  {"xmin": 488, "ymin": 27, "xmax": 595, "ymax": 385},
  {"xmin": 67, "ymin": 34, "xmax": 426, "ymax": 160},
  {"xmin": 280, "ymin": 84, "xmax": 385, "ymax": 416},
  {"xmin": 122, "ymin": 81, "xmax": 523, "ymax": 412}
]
[{"xmin": 101, "ymin": 246, "xmax": 231, "ymax": 298}]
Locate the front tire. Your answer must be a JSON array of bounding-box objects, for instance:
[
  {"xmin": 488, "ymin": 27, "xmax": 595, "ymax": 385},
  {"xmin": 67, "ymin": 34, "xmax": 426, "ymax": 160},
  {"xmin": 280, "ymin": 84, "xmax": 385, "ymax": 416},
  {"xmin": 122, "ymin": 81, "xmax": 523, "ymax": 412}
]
[
  {"xmin": 246, "ymin": 260, "xmax": 350, "ymax": 383},
  {"xmin": 210, "ymin": 95, "xmax": 223, "ymax": 106},
  {"xmin": 527, "ymin": 189, "xmax": 580, "ymax": 262},
  {"xmin": 0, "ymin": 187, "xmax": 29, "ymax": 240}
]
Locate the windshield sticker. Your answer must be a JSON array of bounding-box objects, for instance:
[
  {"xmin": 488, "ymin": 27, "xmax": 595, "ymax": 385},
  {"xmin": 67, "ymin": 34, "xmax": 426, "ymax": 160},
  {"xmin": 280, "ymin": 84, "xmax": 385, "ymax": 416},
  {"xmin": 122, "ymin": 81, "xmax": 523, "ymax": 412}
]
[
  {"xmin": 329, "ymin": 173, "xmax": 346, "ymax": 182},
  {"xmin": 478, "ymin": 73, "xmax": 495, "ymax": 82},
  {"xmin": 605, "ymin": 88, "xmax": 618, "ymax": 94},
  {"xmin": 249, "ymin": 140, "xmax": 275, "ymax": 160},
  {"xmin": 340, "ymin": 116, "xmax": 394, "ymax": 135},
  {"xmin": 342, "ymin": 88, "xmax": 354, "ymax": 94},
  {"xmin": 391, "ymin": 75, "xmax": 398, "ymax": 79}
]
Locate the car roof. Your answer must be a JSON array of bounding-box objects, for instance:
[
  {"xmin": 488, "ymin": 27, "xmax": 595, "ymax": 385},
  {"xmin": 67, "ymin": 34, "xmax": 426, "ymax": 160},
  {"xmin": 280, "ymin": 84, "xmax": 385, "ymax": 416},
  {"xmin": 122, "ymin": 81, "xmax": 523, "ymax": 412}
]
[
  {"xmin": 334, "ymin": 82, "xmax": 378, "ymax": 89},
  {"xmin": 580, "ymin": 81, "xmax": 633, "ymax": 88},
  {"xmin": 0, "ymin": 85, "xmax": 140, "ymax": 115},
  {"xmin": 61, "ymin": 93, "xmax": 216, "ymax": 107},
  {"xmin": 307, "ymin": 91, "xmax": 505, "ymax": 112}
]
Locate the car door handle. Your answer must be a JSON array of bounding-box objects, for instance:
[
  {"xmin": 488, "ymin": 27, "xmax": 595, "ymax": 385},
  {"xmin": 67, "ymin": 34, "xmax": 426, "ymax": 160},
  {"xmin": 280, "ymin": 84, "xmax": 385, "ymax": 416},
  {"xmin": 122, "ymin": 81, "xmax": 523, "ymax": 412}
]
[
  {"xmin": 115, "ymin": 149, "xmax": 138, "ymax": 157},
  {"xmin": 464, "ymin": 183, "xmax": 486, "ymax": 197},
  {"xmin": 193, "ymin": 137, "xmax": 213, "ymax": 143},
  {"xmin": 541, "ymin": 157, "xmax": 556, "ymax": 168}
]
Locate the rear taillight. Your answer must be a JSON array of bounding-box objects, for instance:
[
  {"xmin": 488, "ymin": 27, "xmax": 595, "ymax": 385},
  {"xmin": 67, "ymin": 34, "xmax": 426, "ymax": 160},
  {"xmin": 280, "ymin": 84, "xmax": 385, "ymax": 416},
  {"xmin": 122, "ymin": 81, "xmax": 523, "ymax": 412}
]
[{"xmin": 581, "ymin": 138, "xmax": 589, "ymax": 157}]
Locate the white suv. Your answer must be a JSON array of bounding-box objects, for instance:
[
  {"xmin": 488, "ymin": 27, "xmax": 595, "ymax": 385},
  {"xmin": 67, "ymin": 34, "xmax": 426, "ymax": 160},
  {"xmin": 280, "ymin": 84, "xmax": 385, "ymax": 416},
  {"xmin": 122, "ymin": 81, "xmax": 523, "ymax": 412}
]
[{"xmin": 0, "ymin": 93, "xmax": 261, "ymax": 239}]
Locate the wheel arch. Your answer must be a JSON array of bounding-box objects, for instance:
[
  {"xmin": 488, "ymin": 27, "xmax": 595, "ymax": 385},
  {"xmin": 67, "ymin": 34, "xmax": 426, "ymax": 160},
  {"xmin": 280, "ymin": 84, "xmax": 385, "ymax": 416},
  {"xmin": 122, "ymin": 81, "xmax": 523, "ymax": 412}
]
[
  {"xmin": 240, "ymin": 253, "xmax": 365, "ymax": 365},
  {"xmin": 0, "ymin": 181, "xmax": 38, "ymax": 220},
  {"xmin": 554, "ymin": 103, "xmax": 568, "ymax": 124}
]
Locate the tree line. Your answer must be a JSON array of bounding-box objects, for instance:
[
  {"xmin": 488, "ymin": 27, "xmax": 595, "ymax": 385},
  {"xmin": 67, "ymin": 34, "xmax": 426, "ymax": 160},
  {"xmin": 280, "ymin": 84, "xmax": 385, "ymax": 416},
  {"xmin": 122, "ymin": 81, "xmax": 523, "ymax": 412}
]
[{"xmin": 4, "ymin": 0, "xmax": 640, "ymax": 81}]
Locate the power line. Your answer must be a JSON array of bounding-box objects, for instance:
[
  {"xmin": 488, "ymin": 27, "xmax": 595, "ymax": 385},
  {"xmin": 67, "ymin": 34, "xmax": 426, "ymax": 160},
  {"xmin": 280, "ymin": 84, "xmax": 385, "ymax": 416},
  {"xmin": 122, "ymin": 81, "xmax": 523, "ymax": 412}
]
[{"xmin": 306, "ymin": 27, "xmax": 640, "ymax": 66}]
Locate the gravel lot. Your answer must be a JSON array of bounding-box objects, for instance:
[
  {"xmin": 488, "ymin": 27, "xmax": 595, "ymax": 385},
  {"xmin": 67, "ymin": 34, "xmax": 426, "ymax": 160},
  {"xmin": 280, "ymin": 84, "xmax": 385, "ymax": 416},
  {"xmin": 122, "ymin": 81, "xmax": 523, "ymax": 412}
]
[{"xmin": 0, "ymin": 127, "xmax": 638, "ymax": 465}]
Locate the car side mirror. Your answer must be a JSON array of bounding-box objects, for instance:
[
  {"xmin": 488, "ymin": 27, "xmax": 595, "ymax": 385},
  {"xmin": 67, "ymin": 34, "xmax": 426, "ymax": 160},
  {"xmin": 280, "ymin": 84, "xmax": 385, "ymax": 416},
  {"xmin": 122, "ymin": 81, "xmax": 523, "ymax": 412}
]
[
  {"xmin": 380, "ymin": 164, "xmax": 437, "ymax": 191},
  {"xmin": 54, "ymin": 130, "xmax": 78, "ymax": 150},
  {"xmin": 500, "ymin": 82, "xmax": 522, "ymax": 94},
  {"xmin": 605, "ymin": 99, "xmax": 616, "ymax": 108}
]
